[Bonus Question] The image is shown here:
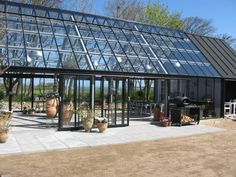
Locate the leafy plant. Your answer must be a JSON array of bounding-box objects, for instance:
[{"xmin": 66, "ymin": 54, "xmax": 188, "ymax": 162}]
[
  {"xmin": 95, "ymin": 117, "xmax": 108, "ymax": 123},
  {"xmin": 46, "ymin": 92, "xmax": 59, "ymax": 99},
  {"xmin": 63, "ymin": 95, "xmax": 73, "ymax": 103},
  {"xmin": 22, "ymin": 107, "xmax": 28, "ymax": 114},
  {"xmin": 0, "ymin": 111, "xmax": 12, "ymax": 131},
  {"xmin": 27, "ymin": 108, "xmax": 36, "ymax": 112}
]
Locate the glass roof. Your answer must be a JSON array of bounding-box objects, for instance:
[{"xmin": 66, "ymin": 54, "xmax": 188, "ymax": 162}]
[{"xmin": 0, "ymin": 1, "xmax": 220, "ymax": 77}]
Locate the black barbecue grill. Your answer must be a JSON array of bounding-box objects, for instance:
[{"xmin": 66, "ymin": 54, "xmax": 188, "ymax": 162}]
[{"xmin": 169, "ymin": 96, "xmax": 200, "ymax": 126}]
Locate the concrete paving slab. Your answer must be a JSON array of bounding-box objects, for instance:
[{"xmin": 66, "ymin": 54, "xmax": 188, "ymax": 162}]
[{"xmin": 0, "ymin": 114, "xmax": 225, "ymax": 155}]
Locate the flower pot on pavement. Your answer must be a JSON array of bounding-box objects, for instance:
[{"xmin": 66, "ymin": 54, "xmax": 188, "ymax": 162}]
[
  {"xmin": 83, "ymin": 116, "xmax": 94, "ymax": 132},
  {"xmin": 0, "ymin": 129, "xmax": 8, "ymax": 143},
  {"xmin": 96, "ymin": 122, "xmax": 108, "ymax": 133}
]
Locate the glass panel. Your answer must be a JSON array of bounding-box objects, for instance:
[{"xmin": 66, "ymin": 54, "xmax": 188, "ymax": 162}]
[
  {"xmin": 49, "ymin": 10, "xmax": 62, "ymax": 19},
  {"xmin": 37, "ymin": 17, "xmax": 52, "ymax": 33},
  {"xmin": 60, "ymin": 52, "xmax": 78, "ymax": 69},
  {"xmin": 84, "ymin": 39, "xmax": 100, "ymax": 53},
  {"xmin": 115, "ymin": 56, "xmax": 134, "ymax": 72},
  {"xmin": 24, "ymin": 33, "xmax": 41, "ymax": 49},
  {"xmin": 77, "ymin": 24, "xmax": 92, "ymax": 38},
  {"xmin": 70, "ymin": 37, "xmax": 84, "ymax": 52},
  {"xmin": 64, "ymin": 21, "xmax": 78, "ymax": 36},
  {"xmin": 75, "ymin": 54, "xmax": 90, "ymax": 70},
  {"xmin": 108, "ymin": 41, "xmax": 125, "ymax": 55},
  {"xmin": 62, "ymin": 76, "xmax": 75, "ymax": 128},
  {"xmin": 0, "ymin": 13, "xmax": 6, "ymax": 47},
  {"xmin": 7, "ymin": 4, "xmax": 19, "ymax": 14},
  {"xmin": 102, "ymin": 27, "xmax": 116, "ymax": 40},
  {"xmin": 8, "ymin": 31, "xmax": 24, "ymax": 47},
  {"xmin": 103, "ymin": 55, "xmax": 121, "ymax": 72},
  {"xmin": 35, "ymin": 9, "xmax": 47, "ymax": 17},
  {"xmin": 40, "ymin": 34, "xmax": 57, "ymax": 49},
  {"xmin": 51, "ymin": 20, "xmax": 66, "ymax": 35},
  {"xmin": 128, "ymin": 57, "xmax": 146, "ymax": 73},
  {"xmin": 8, "ymin": 48, "xmax": 26, "ymax": 66},
  {"xmin": 123, "ymin": 30, "xmax": 139, "ymax": 44},
  {"xmin": 96, "ymin": 40, "xmax": 112, "ymax": 54},
  {"xmin": 55, "ymin": 36, "xmax": 72, "ymax": 51},
  {"xmin": 90, "ymin": 54, "xmax": 108, "ymax": 71},
  {"xmin": 161, "ymin": 59, "xmax": 178, "ymax": 74},
  {"xmin": 26, "ymin": 49, "xmax": 45, "ymax": 67},
  {"xmin": 90, "ymin": 25, "xmax": 105, "ymax": 39},
  {"xmin": 7, "ymin": 14, "xmax": 22, "ymax": 30},
  {"xmin": 22, "ymin": 16, "xmax": 37, "ymax": 32},
  {"xmin": 43, "ymin": 50, "xmax": 61, "ymax": 68},
  {"xmin": 120, "ymin": 43, "xmax": 136, "ymax": 56}
]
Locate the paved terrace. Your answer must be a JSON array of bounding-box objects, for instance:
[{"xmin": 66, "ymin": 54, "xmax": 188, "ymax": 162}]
[{"xmin": 0, "ymin": 113, "xmax": 224, "ymax": 155}]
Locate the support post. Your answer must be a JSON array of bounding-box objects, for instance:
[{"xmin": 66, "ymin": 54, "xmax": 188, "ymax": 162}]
[{"xmin": 90, "ymin": 76, "xmax": 95, "ymax": 110}]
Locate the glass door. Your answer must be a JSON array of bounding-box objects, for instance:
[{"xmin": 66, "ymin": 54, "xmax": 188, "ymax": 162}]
[{"xmin": 100, "ymin": 77, "xmax": 128, "ymax": 127}]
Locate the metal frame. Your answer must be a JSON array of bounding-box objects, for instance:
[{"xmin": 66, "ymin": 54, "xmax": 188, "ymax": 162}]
[
  {"xmin": 0, "ymin": 1, "xmax": 233, "ymax": 130},
  {"xmin": 0, "ymin": 0, "xmax": 221, "ymax": 78}
]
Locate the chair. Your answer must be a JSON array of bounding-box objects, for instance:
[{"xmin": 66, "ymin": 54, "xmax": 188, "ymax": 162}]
[{"xmin": 224, "ymin": 102, "xmax": 231, "ymax": 116}]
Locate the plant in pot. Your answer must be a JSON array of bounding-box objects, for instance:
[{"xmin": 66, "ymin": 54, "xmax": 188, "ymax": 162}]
[
  {"xmin": 27, "ymin": 108, "xmax": 36, "ymax": 115},
  {"xmin": 95, "ymin": 117, "xmax": 108, "ymax": 133},
  {"xmin": 0, "ymin": 111, "xmax": 12, "ymax": 143},
  {"xmin": 62, "ymin": 96, "xmax": 74, "ymax": 125},
  {"xmin": 22, "ymin": 106, "xmax": 28, "ymax": 114},
  {"xmin": 45, "ymin": 92, "xmax": 59, "ymax": 118},
  {"xmin": 77, "ymin": 103, "xmax": 94, "ymax": 132}
]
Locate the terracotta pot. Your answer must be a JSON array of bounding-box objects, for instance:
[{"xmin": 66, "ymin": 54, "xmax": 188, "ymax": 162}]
[
  {"xmin": 46, "ymin": 106, "xmax": 57, "ymax": 118},
  {"xmin": 96, "ymin": 122, "xmax": 108, "ymax": 133},
  {"xmin": 62, "ymin": 102, "xmax": 73, "ymax": 125},
  {"xmin": 83, "ymin": 117, "xmax": 94, "ymax": 132},
  {"xmin": 0, "ymin": 120, "xmax": 4, "ymax": 128},
  {"xmin": 0, "ymin": 129, "xmax": 8, "ymax": 143},
  {"xmin": 162, "ymin": 121, "xmax": 169, "ymax": 127},
  {"xmin": 46, "ymin": 98, "xmax": 59, "ymax": 118},
  {"xmin": 46, "ymin": 98, "xmax": 59, "ymax": 107},
  {"xmin": 28, "ymin": 111, "xmax": 35, "ymax": 116}
]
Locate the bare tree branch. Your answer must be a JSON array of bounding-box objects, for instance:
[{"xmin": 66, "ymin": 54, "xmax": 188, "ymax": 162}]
[
  {"xmin": 62, "ymin": 0, "xmax": 94, "ymax": 13},
  {"xmin": 183, "ymin": 17, "xmax": 216, "ymax": 36},
  {"xmin": 106, "ymin": 0, "xmax": 144, "ymax": 21},
  {"xmin": 217, "ymin": 33, "xmax": 236, "ymax": 50}
]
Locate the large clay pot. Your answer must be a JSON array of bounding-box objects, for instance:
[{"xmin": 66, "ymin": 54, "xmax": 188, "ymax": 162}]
[
  {"xmin": 0, "ymin": 129, "xmax": 8, "ymax": 143},
  {"xmin": 46, "ymin": 98, "xmax": 59, "ymax": 118},
  {"xmin": 62, "ymin": 101, "xmax": 73, "ymax": 125},
  {"xmin": 96, "ymin": 122, "xmax": 108, "ymax": 133},
  {"xmin": 83, "ymin": 117, "xmax": 94, "ymax": 132},
  {"xmin": 0, "ymin": 120, "xmax": 4, "ymax": 128}
]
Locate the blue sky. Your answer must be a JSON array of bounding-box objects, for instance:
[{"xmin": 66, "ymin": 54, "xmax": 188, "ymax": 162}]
[{"xmin": 91, "ymin": 0, "xmax": 235, "ymax": 38}]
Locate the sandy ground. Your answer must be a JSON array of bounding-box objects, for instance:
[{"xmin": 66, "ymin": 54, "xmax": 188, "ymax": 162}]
[{"xmin": 1, "ymin": 118, "xmax": 236, "ymax": 177}]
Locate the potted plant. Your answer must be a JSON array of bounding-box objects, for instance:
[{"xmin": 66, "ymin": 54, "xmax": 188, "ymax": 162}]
[
  {"xmin": 0, "ymin": 111, "xmax": 12, "ymax": 143},
  {"xmin": 77, "ymin": 103, "xmax": 94, "ymax": 132},
  {"xmin": 22, "ymin": 106, "xmax": 28, "ymax": 114},
  {"xmin": 95, "ymin": 117, "xmax": 108, "ymax": 133},
  {"xmin": 27, "ymin": 108, "xmax": 36, "ymax": 115},
  {"xmin": 62, "ymin": 96, "xmax": 74, "ymax": 125},
  {"xmin": 45, "ymin": 92, "xmax": 59, "ymax": 118}
]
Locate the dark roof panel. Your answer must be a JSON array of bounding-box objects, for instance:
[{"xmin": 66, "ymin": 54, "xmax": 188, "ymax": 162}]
[{"xmin": 187, "ymin": 33, "xmax": 236, "ymax": 79}]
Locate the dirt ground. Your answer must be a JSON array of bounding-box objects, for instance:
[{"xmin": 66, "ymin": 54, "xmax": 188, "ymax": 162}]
[{"xmin": 1, "ymin": 118, "xmax": 236, "ymax": 177}]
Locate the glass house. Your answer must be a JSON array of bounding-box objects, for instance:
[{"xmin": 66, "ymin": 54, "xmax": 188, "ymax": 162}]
[{"xmin": 0, "ymin": 1, "xmax": 235, "ymax": 130}]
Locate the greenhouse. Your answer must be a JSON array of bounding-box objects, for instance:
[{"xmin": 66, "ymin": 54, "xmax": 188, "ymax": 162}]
[{"xmin": 0, "ymin": 1, "xmax": 235, "ymax": 130}]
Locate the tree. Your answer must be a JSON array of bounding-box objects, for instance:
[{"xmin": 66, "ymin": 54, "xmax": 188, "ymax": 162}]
[
  {"xmin": 217, "ymin": 33, "xmax": 236, "ymax": 50},
  {"xmin": 106, "ymin": 0, "xmax": 144, "ymax": 21},
  {"xmin": 7, "ymin": 0, "xmax": 62, "ymax": 7},
  {"xmin": 183, "ymin": 17, "xmax": 216, "ymax": 36},
  {"xmin": 142, "ymin": 1, "xmax": 185, "ymax": 30},
  {"xmin": 62, "ymin": 0, "xmax": 94, "ymax": 13}
]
